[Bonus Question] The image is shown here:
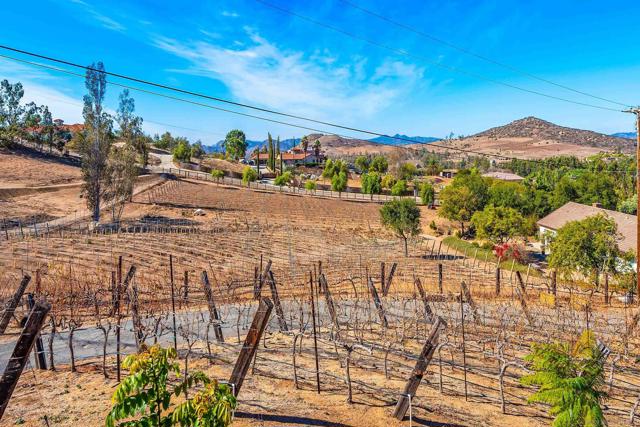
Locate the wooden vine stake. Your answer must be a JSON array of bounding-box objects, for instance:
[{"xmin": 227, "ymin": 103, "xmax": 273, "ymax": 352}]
[
  {"xmin": 393, "ymin": 316, "xmax": 446, "ymax": 420},
  {"xmin": 368, "ymin": 276, "xmax": 389, "ymax": 329},
  {"xmin": 0, "ymin": 300, "xmax": 51, "ymax": 421},
  {"xmin": 201, "ymin": 271, "xmax": 224, "ymax": 343},
  {"xmin": 229, "ymin": 297, "xmax": 273, "ymax": 397},
  {"xmin": 0, "ymin": 274, "xmax": 31, "ymax": 334}
]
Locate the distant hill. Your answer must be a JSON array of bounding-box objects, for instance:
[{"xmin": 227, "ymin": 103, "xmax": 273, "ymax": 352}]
[
  {"xmin": 417, "ymin": 116, "xmax": 634, "ymax": 160},
  {"xmin": 611, "ymin": 132, "xmax": 637, "ymax": 140},
  {"xmin": 368, "ymin": 134, "xmax": 440, "ymax": 145},
  {"xmin": 472, "ymin": 117, "xmax": 631, "ymax": 151}
]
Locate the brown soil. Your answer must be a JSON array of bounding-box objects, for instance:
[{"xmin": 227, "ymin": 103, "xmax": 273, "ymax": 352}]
[{"xmin": 0, "ymin": 148, "xmax": 81, "ymax": 188}]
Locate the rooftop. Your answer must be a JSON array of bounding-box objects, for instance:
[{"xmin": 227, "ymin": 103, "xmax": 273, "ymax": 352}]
[{"xmin": 537, "ymin": 201, "xmax": 636, "ymax": 252}]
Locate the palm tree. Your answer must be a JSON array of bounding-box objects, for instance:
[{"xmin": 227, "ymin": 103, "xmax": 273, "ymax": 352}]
[
  {"xmin": 301, "ymin": 135, "xmax": 309, "ymax": 154},
  {"xmin": 520, "ymin": 330, "xmax": 607, "ymax": 427},
  {"xmin": 313, "ymin": 139, "xmax": 321, "ymax": 158}
]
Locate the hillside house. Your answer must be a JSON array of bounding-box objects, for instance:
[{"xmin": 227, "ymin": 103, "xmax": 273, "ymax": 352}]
[
  {"xmin": 537, "ymin": 202, "xmax": 636, "ymax": 258},
  {"xmin": 278, "ymin": 146, "xmax": 324, "ymax": 166}
]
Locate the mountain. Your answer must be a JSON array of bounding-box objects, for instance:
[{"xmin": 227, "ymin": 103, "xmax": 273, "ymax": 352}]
[
  {"xmin": 368, "ymin": 134, "xmax": 440, "ymax": 145},
  {"xmin": 611, "ymin": 132, "xmax": 637, "ymax": 140},
  {"xmin": 420, "ymin": 116, "xmax": 634, "ymax": 160},
  {"xmin": 203, "ymin": 138, "xmax": 300, "ymax": 154}
]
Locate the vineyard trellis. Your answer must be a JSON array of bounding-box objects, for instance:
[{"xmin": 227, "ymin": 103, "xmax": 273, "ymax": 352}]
[{"xmin": 1, "ymin": 177, "xmax": 639, "ymax": 425}]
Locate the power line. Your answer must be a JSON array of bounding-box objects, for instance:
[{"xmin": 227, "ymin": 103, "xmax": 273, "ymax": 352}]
[
  {"xmin": 2, "ymin": 51, "xmax": 633, "ymax": 169},
  {"xmin": 338, "ymin": 0, "xmax": 632, "ymax": 109},
  {"xmin": 253, "ymin": 0, "xmax": 626, "ymax": 113},
  {"xmin": 0, "ymin": 50, "xmax": 548, "ymax": 161}
]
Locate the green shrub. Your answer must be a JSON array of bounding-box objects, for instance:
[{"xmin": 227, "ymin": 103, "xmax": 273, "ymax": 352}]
[{"xmin": 242, "ymin": 166, "xmax": 258, "ymax": 185}]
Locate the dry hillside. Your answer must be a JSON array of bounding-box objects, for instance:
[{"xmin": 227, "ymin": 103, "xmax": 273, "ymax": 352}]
[{"xmin": 414, "ymin": 116, "xmax": 633, "ymax": 160}]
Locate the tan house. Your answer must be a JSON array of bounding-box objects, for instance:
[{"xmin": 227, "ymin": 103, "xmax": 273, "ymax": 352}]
[{"xmin": 537, "ymin": 201, "xmax": 636, "ymax": 254}]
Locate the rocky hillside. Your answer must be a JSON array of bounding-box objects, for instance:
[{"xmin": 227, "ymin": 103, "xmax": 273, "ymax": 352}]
[{"xmin": 472, "ymin": 116, "xmax": 632, "ymax": 151}]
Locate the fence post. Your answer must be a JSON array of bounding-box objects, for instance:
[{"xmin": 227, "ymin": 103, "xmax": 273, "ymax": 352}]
[
  {"xmin": 201, "ymin": 271, "xmax": 224, "ymax": 343},
  {"xmin": 26, "ymin": 294, "xmax": 47, "ymax": 370}
]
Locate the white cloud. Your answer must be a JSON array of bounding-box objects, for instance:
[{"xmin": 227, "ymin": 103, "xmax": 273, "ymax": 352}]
[
  {"xmin": 68, "ymin": 0, "xmax": 126, "ymax": 32},
  {"xmin": 152, "ymin": 30, "xmax": 424, "ymax": 121},
  {"xmin": 221, "ymin": 11, "xmax": 239, "ymax": 18}
]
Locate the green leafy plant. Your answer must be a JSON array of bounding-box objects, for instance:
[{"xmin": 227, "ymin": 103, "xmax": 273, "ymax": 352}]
[
  {"xmin": 106, "ymin": 345, "xmax": 236, "ymax": 427},
  {"xmin": 420, "ymin": 182, "xmax": 435, "ymax": 206},
  {"xmin": 380, "ymin": 199, "xmax": 421, "ymax": 257},
  {"xmin": 274, "ymin": 171, "xmax": 292, "ymax": 188},
  {"xmin": 390, "ymin": 179, "xmax": 407, "ymax": 196},
  {"xmin": 241, "ymin": 166, "xmax": 258, "ymax": 186},
  {"xmin": 211, "ymin": 169, "xmax": 225, "ymax": 181},
  {"xmin": 304, "ymin": 180, "xmax": 316, "ymax": 191},
  {"xmin": 520, "ymin": 331, "xmax": 607, "ymax": 427}
]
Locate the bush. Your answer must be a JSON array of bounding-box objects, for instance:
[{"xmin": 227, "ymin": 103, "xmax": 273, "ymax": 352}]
[
  {"xmin": 274, "ymin": 171, "xmax": 292, "ymax": 187},
  {"xmin": 211, "ymin": 169, "xmax": 225, "ymax": 180},
  {"xmin": 305, "ymin": 180, "xmax": 317, "ymax": 191},
  {"xmin": 391, "ymin": 179, "xmax": 407, "ymax": 196},
  {"xmin": 381, "ymin": 173, "xmax": 396, "ymax": 189},
  {"xmin": 370, "ymin": 155, "xmax": 388, "ymax": 174},
  {"xmin": 419, "ymin": 182, "xmax": 435, "ymax": 206},
  {"xmin": 242, "ymin": 166, "xmax": 258, "ymax": 185}
]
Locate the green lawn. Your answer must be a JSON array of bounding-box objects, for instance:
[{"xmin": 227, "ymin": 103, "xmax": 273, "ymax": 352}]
[{"xmin": 442, "ymin": 236, "xmax": 535, "ymax": 274}]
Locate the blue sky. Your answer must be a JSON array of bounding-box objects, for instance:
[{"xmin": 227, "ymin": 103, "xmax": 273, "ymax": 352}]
[{"xmin": 1, "ymin": 0, "xmax": 638, "ymax": 143}]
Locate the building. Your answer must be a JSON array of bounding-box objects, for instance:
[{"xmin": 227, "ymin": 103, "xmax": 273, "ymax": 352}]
[
  {"xmin": 482, "ymin": 171, "xmax": 524, "ymax": 182},
  {"xmin": 439, "ymin": 169, "xmax": 458, "ymax": 179},
  {"xmin": 537, "ymin": 201, "xmax": 637, "ymax": 254}
]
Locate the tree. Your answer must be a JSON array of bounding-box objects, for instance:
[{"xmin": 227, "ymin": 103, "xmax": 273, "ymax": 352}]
[
  {"xmin": 155, "ymin": 131, "xmax": 175, "ymax": 150},
  {"xmin": 438, "ymin": 169, "xmax": 489, "ymax": 236},
  {"xmin": 301, "ymin": 135, "xmax": 309, "ymax": 154},
  {"xmin": 313, "ymin": 139, "xmax": 321, "ymax": 157},
  {"xmin": 471, "ymin": 205, "xmax": 525, "ymax": 243},
  {"xmin": 242, "ymin": 165, "xmax": 258, "ymax": 185},
  {"xmin": 0, "ymin": 79, "xmax": 25, "ymax": 147},
  {"xmin": 103, "ymin": 146, "xmax": 138, "ymax": 222},
  {"xmin": 419, "ymin": 182, "xmax": 435, "ymax": 206},
  {"xmin": 172, "ymin": 139, "xmax": 191, "ymax": 162},
  {"xmin": 548, "ymin": 214, "xmax": 621, "ymax": 287},
  {"xmin": 520, "ymin": 331, "xmax": 607, "ymax": 427},
  {"xmin": 361, "ymin": 172, "xmax": 382, "ymax": 199},
  {"xmin": 211, "ymin": 169, "xmax": 225, "ymax": 182},
  {"xmin": 106, "ymin": 345, "xmax": 236, "ymax": 427},
  {"xmin": 322, "ymin": 159, "xmax": 347, "ymax": 180},
  {"xmin": 116, "ymin": 89, "xmax": 148, "ymax": 167},
  {"xmin": 380, "ymin": 199, "xmax": 421, "ymax": 257},
  {"xmin": 381, "ymin": 173, "xmax": 396, "ymax": 189},
  {"xmin": 40, "ymin": 106, "xmax": 56, "ymax": 154},
  {"xmin": 331, "ymin": 170, "xmax": 348, "ymax": 196},
  {"xmin": 274, "ymin": 171, "xmax": 292, "ymax": 188},
  {"xmin": 223, "ymin": 129, "xmax": 247, "ymax": 160},
  {"xmin": 190, "ymin": 140, "xmax": 206, "ymax": 160},
  {"xmin": 391, "ymin": 179, "xmax": 407, "ymax": 196},
  {"xmin": 79, "ymin": 62, "xmax": 113, "ymax": 223},
  {"xmin": 355, "ymin": 155, "xmax": 370, "ymax": 173},
  {"xmin": 267, "ymin": 133, "xmax": 275, "ymax": 171},
  {"xmin": 398, "ymin": 162, "xmax": 418, "ymax": 181},
  {"xmin": 370, "ymin": 155, "xmax": 388, "ymax": 174},
  {"xmin": 305, "ymin": 180, "xmax": 316, "ymax": 191}
]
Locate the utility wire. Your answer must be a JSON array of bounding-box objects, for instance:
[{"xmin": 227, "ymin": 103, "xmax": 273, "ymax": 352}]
[
  {"xmin": 253, "ymin": 0, "xmax": 626, "ymax": 113},
  {"xmin": 338, "ymin": 0, "xmax": 632, "ymax": 109},
  {"xmin": 2, "ymin": 52, "xmax": 634, "ymax": 169},
  {"xmin": 0, "ymin": 51, "xmax": 548, "ymax": 161}
]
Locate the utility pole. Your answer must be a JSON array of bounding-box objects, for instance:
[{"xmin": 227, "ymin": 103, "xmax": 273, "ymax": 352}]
[{"xmin": 624, "ymin": 107, "xmax": 640, "ymax": 303}]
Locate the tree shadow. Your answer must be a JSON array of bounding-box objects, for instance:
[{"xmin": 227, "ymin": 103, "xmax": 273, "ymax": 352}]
[{"xmin": 235, "ymin": 411, "xmax": 351, "ymax": 426}]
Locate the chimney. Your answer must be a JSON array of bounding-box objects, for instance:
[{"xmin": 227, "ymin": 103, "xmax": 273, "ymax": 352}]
[{"xmin": 592, "ymin": 202, "xmax": 603, "ymax": 208}]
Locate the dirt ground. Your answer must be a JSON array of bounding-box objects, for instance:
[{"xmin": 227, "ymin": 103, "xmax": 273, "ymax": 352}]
[{"xmin": 0, "ymin": 148, "xmax": 82, "ymax": 188}]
